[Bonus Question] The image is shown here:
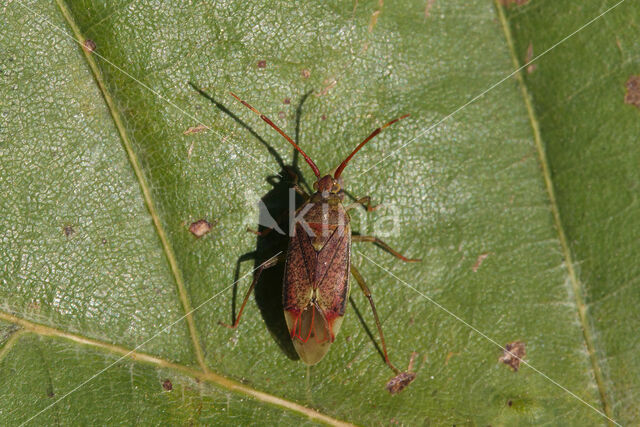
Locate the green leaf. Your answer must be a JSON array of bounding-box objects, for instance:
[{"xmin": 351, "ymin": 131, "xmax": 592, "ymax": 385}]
[
  {"xmin": 503, "ymin": 1, "xmax": 640, "ymax": 424},
  {"xmin": 0, "ymin": 0, "xmax": 637, "ymax": 424}
]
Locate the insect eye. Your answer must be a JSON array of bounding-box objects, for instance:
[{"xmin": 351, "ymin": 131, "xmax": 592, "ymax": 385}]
[
  {"xmin": 313, "ymin": 181, "xmax": 319, "ymax": 190},
  {"xmin": 332, "ymin": 183, "xmax": 341, "ymax": 193}
]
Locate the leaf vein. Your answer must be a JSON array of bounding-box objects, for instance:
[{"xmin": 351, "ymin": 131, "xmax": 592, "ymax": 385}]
[
  {"xmin": 53, "ymin": 0, "xmax": 209, "ymax": 373},
  {"xmin": 495, "ymin": 1, "xmax": 614, "ymax": 421},
  {"xmin": 0, "ymin": 311, "xmax": 354, "ymax": 427}
]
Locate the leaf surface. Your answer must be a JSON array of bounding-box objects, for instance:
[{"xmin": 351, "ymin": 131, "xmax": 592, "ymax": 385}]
[{"xmin": 0, "ymin": 0, "xmax": 637, "ymax": 424}]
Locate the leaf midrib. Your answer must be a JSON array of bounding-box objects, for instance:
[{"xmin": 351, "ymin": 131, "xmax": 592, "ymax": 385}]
[
  {"xmin": 495, "ymin": 1, "xmax": 613, "ymax": 421},
  {"xmin": 31, "ymin": 3, "xmax": 352, "ymax": 423},
  {"xmin": 53, "ymin": 0, "xmax": 208, "ymax": 373}
]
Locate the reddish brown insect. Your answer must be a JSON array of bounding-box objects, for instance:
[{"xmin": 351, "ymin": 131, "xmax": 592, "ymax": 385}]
[{"xmin": 225, "ymin": 92, "xmax": 421, "ymax": 392}]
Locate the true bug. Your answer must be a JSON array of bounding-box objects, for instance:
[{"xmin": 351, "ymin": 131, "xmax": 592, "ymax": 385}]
[{"xmin": 225, "ymin": 92, "xmax": 421, "ymax": 392}]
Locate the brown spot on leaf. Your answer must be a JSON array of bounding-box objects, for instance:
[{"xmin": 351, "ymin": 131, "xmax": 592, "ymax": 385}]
[
  {"xmin": 386, "ymin": 352, "xmax": 417, "ymax": 394},
  {"xmin": 316, "ymin": 78, "xmax": 337, "ymax": 97},
  {"xmin": 508, "ymin": 399, "xmax": 513, "ymax": 407},
  {"xmin": 472, "ymin": 252, "xmax": 489, "ymax": 272},
  {"xmin": 283, "ymin": 98, "xmax": 291, "ymax": 104},
  {"xmin": 624, "ymin": 75, "xmax": 640, "ymax": 109},
  {"xmin": 407, "ymin": 351, "xmax": 418, "ymax": 371},
  {"xmin": 301, "ymin": 69, "xmax": 311, "ymax": 79},
  {"xmin": 369, "ymin": 10, "xmax": 381, "ymax": 33},
  {"xmin": 424, "ymin": 0, "xmax": 436, "ymax": 18},
  {"xmin": 499, "ymin": 341, "xmax": 526, "ymax": 371},
  {"xmin": 63, "ymin": 225, "xmax": 75, "ymax": 237},
  {"xmin": 183, "ymin": 124, "xmax": 207, "ymax": 135},
  {"xmin": 189, "ymin": 219, "xmax": 213, "ymax": 238},
  {"xmin": 257, "ymin": 60, "xmax": 267, "ymax": 68},
  {"xmin": 28, "ymin": 300, "xmax": 41, "ymax": 312},
  {"xmin": 444, "ymin": 351, "xmax": 458, "ymax": 365},
  {"xmin": 83, "ymin": 39, "xmax": 96, "ymax": 53},
  {"xmin": 525, "ymin": 43, "xmax": 537, "ymax": 73},
  {"xmin": 386, "ymin": 371, "xmax": 416, "ymax": 394},
  {"xmin": 420, "ymin": 353, "xmax": 428, "ymax": 370},
  {"xmin": 162, "ymin": 379, "xmax": 173, "ymax": 391}
]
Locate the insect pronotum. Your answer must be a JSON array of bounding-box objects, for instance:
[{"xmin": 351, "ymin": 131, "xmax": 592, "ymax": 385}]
[{"xmin": 224, "ymin": 91, "xmax": 421, "ymax": 393}]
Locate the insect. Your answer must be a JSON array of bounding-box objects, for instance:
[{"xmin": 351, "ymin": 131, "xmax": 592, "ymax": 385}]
[{"xmin": 224, "ymin": 92, "xmax": 421, "ymax": 392}]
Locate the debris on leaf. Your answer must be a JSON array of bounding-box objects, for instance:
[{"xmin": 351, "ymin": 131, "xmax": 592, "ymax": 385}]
[
  {"xmin": 317, "ymin": 78, "xmax": 337, "ymax": 96},
  {"xmin": 368, "ymin": 10, "xmax": 381, "ymax": 33},
  {"xmin": 386, "ymin": 371, "xmax": 416, "ymax": 394},
  {"xmin": 189, "ymin": 219, "xmax": 214, "ymax": 238},
  {"xmin": 83, "ymin": 39, "xmax": 96, "ymax": 53},
  {"xmin": 444, "ymin": 351, "xmax": 458, "ymax": 365},
  {"xmin": 301, "ymin": 69, "xmax": 311, "ymax": 79},
  {"xmin": 525, "ymin": 43, "xmax": 537, "ymax": 73},
  {"xmin": 257, "ymin": 60, "xmax": 267, "ymax": 68},
  {"xmin": 386, "ymin": 352, "xmax": 418, "ymax": 394},
  {"xmin": 28, "ymin": 300, "xmax": 41, "ymax": 312},
  {"xmin": 183, "ymin": 124, "xmax": 207, "ymax": 135},
  {"xmin": 63, "ymin": 225, "xmax": 75, "ymax": 237},
  {"xmin": 162, "ymin": 379, "xmax": 173, "ymax": 391},
  {"xmin": 424, "ymin": 0, "xmax": 436, "ymax": 18},
  {"xmin": 472, "ymin": 252, "xmax": 489, "ymax": 272},
  {"xmin": 624, "ymin": 75, "xmax": 640, "ymax": 109},
  {"xmin": 499, "ymin": 341, "xmax": 526, "ymax": 371}
]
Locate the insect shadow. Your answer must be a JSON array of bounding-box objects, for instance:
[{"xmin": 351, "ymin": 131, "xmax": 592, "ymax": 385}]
[
  {"xmin": 190, "ymin": 84, "xmax": 399, "ymax": 368},
  {"xmin": 191, "ymin": 83, "xmax": 316, "ymax": 360}
]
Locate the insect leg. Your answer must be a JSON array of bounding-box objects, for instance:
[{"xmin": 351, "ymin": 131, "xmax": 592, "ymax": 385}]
[
  {"xmin": 293, "ymin": 184, "xmax": 310, "ymax": 199},
  {"xmin": 282, "ymin": 166, "xmax": 311, "ymax": 198},
  {"xmin": 345, "ymin": 196, "xmax": 381, "ymax": 212},
  {"xmin": 220, "ymin": 254, "xmax": 285, "ymax": 329},
  {"xmin": 350, "ymin": 264, "xmax": 401, "ymax": 374},
  {"xmin": 352, "ymin": 235, "xmax": 421, "ymax": 262}
]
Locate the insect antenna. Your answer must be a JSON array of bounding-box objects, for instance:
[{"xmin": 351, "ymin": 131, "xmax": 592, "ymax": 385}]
[
  {"xmin": 333, "ymin": 114, "xmax": 409, "ymax": 179},
  {"xmin": 230, "ymin": 92, "xmax": 321, "ymax": 178}
]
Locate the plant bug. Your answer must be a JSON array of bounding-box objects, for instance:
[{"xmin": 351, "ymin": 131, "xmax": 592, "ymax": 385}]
[{"xmin": 224, "ymin": 92, "xmax": 421, "ymax": 392}]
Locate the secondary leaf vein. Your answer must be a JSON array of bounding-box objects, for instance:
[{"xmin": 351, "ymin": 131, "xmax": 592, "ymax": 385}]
[
  {"xmin": 0, "ymin": 311, "xmax": 354, "ymax": 427},
  {"xmin": 495, "ymin": 1, "xmax": 613, "ymax": 421}
]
